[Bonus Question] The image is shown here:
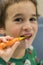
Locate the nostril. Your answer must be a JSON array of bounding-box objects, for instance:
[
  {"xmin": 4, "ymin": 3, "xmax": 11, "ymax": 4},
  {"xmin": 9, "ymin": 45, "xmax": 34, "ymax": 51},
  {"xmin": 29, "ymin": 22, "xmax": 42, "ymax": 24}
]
[
  {"xmin": 23, "ymin": 27, "xmax": 30, "ymax": 32},
  {"xmin": 24, "ymin": 29, "xmax": 29, "ymax": 31}
]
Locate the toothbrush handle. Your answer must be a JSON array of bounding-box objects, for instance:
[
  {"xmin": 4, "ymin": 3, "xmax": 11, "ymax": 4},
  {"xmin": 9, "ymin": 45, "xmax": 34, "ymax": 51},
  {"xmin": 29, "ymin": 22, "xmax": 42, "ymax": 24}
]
[
  {"xmin": 0, "ymin": 37, "xmax": 25, "ymax": 50},
  {"xmin": 0, "ymin": 38, "xmax": 19, "ymax": 50}
]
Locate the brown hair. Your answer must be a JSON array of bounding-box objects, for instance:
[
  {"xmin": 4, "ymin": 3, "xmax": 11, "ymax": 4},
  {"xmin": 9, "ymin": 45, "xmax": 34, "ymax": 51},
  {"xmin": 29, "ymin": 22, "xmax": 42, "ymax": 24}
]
[{"xmin": 0, "ymin": 0, "xmax": 38, "ymax": 28}]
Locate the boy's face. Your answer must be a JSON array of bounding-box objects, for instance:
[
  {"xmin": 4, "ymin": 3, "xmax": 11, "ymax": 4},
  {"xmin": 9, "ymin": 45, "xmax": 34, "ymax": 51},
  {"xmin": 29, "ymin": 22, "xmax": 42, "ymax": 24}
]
[{"xmin": 5, "ymin": 1, "xmax": 38, "ymax": 47}]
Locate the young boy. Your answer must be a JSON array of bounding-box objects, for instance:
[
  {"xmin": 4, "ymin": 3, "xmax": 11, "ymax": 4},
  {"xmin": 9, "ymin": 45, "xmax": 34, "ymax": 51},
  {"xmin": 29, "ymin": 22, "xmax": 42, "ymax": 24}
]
[{"xmin": 0, "ymin": 0, "xmax": 43, "ymax": 65}]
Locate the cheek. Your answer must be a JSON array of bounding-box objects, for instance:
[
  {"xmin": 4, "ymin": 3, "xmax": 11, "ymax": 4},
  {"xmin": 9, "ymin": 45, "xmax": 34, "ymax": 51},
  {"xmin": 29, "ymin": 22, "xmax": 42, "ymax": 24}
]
[
  {"xmin": 33, "ymin": 23, "xmax": 38, "ymax": 35},
  {"xmin": 6, "ymin": 25, "xmax": 21, "ymax": 37},
  {"xmin": 5, "ymin": 20, "xmax": 22, "ymax": 37},
  {"xmin": 11, "ymin": 27, "xmax": 21, "ymax": 37}
]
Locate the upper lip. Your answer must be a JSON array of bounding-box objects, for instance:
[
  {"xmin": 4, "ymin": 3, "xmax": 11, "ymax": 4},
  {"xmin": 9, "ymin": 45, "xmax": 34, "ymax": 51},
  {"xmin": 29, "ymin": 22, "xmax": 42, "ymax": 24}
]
[{"xmin": 20, "ymin": 33, "xmax": 32, "ymax": 38}]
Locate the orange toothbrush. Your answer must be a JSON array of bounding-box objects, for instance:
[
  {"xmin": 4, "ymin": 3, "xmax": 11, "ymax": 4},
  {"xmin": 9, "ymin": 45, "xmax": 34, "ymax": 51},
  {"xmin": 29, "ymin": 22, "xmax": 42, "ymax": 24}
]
[{"xmin": 0, "ymin": 36, "xmax": 26, "ymax": 50}]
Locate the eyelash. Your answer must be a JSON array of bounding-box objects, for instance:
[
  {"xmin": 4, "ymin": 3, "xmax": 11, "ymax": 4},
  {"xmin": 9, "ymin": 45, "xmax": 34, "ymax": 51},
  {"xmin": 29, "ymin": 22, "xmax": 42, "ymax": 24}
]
[
  {"xmin": 29, "ymin": 17, "xmax": 37, "ymax": 22},
  {"xmin": 14, "ymin": 18, "xmax": 23, "ymax": 23},
  {"xmin": 13, "ymin": 17, "xmax": 37, "ymax": 23}
]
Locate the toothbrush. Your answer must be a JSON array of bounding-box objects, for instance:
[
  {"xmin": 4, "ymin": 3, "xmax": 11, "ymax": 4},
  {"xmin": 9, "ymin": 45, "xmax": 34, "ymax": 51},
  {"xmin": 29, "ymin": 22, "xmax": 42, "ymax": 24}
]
[{"xmin": 0, "ymin": 36, "xmax": 27, "ymax": 50}]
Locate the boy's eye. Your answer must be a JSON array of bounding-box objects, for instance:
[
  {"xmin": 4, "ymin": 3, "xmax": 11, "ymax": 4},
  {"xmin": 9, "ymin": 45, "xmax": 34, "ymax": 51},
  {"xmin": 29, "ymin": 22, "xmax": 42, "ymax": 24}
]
[
  {"xmin": 14, "ymin": 18, "xmax": 23, "ymax": 23},
  {"xmin": 29, "ymin": 17, "xmax": 37, "ymax": 23}
]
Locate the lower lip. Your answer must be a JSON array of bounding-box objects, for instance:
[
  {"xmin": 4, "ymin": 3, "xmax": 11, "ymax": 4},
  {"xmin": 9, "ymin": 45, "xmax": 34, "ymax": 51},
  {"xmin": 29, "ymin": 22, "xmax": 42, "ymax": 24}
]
[{"xmin": 25, "ymin": 35, "xmax": 32, "ymax": 40}]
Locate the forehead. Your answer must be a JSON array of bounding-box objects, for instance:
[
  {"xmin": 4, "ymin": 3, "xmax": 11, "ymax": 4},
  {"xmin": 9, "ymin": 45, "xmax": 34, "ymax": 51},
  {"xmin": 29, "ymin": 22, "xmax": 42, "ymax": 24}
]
[{"xmin": 6, "ymin": 1, "xmax": 36, "ymax": 18}]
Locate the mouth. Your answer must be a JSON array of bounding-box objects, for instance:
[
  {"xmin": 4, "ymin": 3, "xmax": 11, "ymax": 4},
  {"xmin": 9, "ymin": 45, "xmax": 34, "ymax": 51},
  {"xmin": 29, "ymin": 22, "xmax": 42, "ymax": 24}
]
[{"xmin": 20, "ymin": 33, "xmax": 32, "ymax": 40}]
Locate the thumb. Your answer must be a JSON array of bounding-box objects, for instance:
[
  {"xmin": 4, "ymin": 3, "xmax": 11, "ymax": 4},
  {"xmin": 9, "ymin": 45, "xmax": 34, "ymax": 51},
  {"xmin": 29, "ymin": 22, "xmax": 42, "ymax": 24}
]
[{"xmin": 12, "ymin": 41, "xmax": 20, "ymax": 49}]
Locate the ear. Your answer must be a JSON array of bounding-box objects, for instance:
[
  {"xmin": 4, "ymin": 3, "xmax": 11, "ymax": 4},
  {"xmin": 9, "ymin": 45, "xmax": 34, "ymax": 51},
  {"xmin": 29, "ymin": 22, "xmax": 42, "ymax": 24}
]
[{"xmin": 0, "ymin": 28, "xmax": 6, "ymax": 36}]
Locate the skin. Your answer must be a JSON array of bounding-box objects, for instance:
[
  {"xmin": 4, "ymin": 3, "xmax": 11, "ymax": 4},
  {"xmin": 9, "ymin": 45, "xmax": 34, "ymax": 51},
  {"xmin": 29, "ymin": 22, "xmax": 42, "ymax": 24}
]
[
  {"xmin": 0, "ymin": 1, "xmax": 38, "ymax": 60},
  {"xmin": 0, "ymin": 28, "xmax": 6, "ymax": 36}
]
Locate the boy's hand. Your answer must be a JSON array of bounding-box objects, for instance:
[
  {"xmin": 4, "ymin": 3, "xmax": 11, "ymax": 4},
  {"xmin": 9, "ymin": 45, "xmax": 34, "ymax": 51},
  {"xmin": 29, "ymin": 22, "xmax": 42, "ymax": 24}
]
[{"xmin": 0, "ymin": 36, "xmax": 20, "ymax": 62}]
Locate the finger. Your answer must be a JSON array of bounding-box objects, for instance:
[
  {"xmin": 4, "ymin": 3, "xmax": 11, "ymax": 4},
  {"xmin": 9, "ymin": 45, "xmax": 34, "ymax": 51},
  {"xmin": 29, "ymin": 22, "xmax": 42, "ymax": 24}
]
[
  {"xmin": 11, "ymin": 41, "xmax": 21, "ymax": 50},
  {"xmin": 0, "ymin": 50, "xmax": 4, "ymax": 55},
  {"xmin": 2, "ymin": 38, "xmax": 7, "ymax": 42},
  {"xmin": 0, "ymin": 37, "xmax": 7, "ymax": 42},
  {"xmin": 5, "ymin": 48, "xmax": 12, "ymax": 54},
  {"xmin": 5, "ymin": 36, "xmax": 13, "ymax": 41},
  {"xmin": 0, "ymin": 36, "xmax": 13, "ymax": 42},
  {"xmin": 14, "ymin": 41, "xmax": 20, "ymax": 46}
]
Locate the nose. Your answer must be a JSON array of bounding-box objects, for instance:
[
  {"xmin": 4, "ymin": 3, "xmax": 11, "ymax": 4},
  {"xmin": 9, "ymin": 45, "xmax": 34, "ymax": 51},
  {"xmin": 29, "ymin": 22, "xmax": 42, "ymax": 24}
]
[{"xmin": 22, "ymin": 21, "xmax": 32, "ymax": 32}]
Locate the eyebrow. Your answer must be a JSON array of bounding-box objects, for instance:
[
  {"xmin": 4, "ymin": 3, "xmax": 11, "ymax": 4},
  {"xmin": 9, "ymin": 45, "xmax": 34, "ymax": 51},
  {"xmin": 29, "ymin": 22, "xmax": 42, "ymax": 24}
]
[
  {"xmin": 31, "ymin": 14, "xmax": 37, "ymax": 17},
  {"xmin": 13, "ymin": 13, "xmax": 37, "ymax": 18},
  {"xmin": 13, "ymin": 14, "xmax": 23, "ymax": 17}
]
